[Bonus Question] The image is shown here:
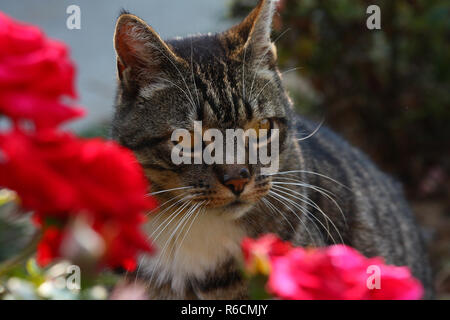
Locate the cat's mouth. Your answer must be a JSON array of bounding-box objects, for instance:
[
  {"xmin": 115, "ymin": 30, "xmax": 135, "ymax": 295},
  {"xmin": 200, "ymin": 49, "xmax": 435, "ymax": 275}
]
[
  {"xmin": 203, "ymin": 198, "xmax": 255, "ymax": 219},
  {"xmin": 191, "ymin": 188, "xmax": 271, "ymax": 211},
  {"xmin": 225, "ymin": 199, "xmax": 247, "ymax": 208}
]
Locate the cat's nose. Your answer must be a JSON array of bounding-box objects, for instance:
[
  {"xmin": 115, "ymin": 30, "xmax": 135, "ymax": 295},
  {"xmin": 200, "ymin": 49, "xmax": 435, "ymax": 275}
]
[{"xmin": 222, "ymin": 167, "xmax": 250, "ymax": 196}]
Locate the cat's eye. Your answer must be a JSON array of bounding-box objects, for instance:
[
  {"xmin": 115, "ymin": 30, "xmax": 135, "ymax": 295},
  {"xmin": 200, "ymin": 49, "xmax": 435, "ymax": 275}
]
[
  {"xmin": 259, "ymin": 119, "xmax": 271, "ymax": 131},
  {"xmin": 253, "ymin": 118, "xmax": 273, "ymax": 138},
  {"xmin": 247, "ymin": 118, "xmax": 277, "ymax": 149}
]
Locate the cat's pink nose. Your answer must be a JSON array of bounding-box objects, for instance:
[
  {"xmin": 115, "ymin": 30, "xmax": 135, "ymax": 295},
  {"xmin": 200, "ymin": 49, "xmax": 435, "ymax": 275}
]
[
  {"xmin": 224, "ymin": 178, "xmax": 249, "ymax": 195},
  {"xmin": 223, "ymin": 167, "xmax": 250, "ymax": 195}
]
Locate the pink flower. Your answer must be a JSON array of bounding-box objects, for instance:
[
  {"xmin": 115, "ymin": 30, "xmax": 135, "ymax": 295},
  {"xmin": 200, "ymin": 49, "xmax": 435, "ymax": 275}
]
[
  {"xmin": 266, "ymin": 244, "xmax": 424, "ymax": 300},
  {"xmin": 368, "ymin": 264, "xmax": 424, "ymax": 300},
  {"xmin": 242, "ymin": 235, "xmax": 424, "ymax": 300},
  {"xmin": 0, "ymin": 12, "xmax": 83, "ymax": 129},
  {"xmin": 241, "ymin": 234, "xmax": 292, "ymax": 274}
]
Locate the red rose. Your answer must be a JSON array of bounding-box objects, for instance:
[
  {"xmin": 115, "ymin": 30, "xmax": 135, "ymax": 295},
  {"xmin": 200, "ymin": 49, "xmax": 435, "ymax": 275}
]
[
  {"xmin": 0, "ymin": 129, "xmax": 157, "ymax": 270},
  {"xmin": 0, "ymin": 129, "xmax": 79, "ymax": 216},
  {"xmin": 0, "ymin": 12, "xmax": 157, "ymax": 271},
  {"xmin": 36, "ymin": 227, "xmax": 64, "ymax": 267},
  {"xmin": 99, "ymin": 222, "xmax": 153, "ymax": 271},
  {"xmin": 37, "ymin": 218, "xmax": 155, "ymax": 271},
  {"xmin": 0, "ymin": 12, "xmax": 83, "ymax": 129},
  {"xmin": 0, "ymin": 129, "xmax": 157, "ymax": 219}
]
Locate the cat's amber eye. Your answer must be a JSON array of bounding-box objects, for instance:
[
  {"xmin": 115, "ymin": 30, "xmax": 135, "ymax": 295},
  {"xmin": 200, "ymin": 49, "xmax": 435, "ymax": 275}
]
[
  {"xmin": 253, "ymin": 118, "xmax": 273, "ymax": 138},
  {"xmin": 259, "ymin": 119, "xmax": 271, "ymax": 130}
]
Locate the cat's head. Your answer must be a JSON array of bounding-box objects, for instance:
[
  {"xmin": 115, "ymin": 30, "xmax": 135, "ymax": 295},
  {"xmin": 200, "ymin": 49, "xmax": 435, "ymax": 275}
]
[{"xmin": 112, "ymin": 0, "xmax": 295, "ymax": 218}]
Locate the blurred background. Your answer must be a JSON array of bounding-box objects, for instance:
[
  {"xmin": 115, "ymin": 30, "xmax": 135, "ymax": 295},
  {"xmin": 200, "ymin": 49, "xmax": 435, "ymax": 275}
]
[
  {"xmin": 0, "ymin": 0, "xmax": 233, "ymax": 132},
  {"xmin": 0, "ymin": 0, "xmax": 448, "ymax": 298}
]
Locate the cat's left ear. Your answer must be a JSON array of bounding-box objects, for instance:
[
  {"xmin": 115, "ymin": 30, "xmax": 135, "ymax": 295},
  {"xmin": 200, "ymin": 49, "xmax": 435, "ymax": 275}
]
[
  {"xmin": 114, "ymin": 13, "xmax": 183, "ymax": 89},
  {"xmin": 226, "ymin": 0, "xmax": 278, "ymax": 66}
]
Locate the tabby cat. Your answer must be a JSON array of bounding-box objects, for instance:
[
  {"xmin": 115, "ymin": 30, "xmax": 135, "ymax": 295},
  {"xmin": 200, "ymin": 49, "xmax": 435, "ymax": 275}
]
[{"xmin": 111, "ymin": 0, "xmax": 433, "ymax": 299}]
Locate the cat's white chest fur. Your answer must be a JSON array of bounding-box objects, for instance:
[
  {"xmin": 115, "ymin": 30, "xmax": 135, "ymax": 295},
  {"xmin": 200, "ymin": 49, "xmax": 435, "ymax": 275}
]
[{"xmin": 138, "ymin": 210, "xmax": 246, "ymax": 293}]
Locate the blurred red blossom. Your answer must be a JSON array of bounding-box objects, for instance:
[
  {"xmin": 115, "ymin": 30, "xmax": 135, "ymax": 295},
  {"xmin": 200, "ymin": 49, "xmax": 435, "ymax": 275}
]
[
  {"xmin": 0, "ymin": 129, "xmax": 157, "ymax": 220},
  {"xmin": 0, "ymin": 129, "xmax": 157, "ymax": 270},
  {"xmin": 0, "ymin": 12, "xmax": 83, "ymax": 129},
  {"xmin": 36, "ymin": 227, "xmax": 63, "ymax": 267},
  {"xmin": 0, "ymin": 12, "xmax": 157, "ymax": 271},
  {"xmin": 241, "ymin": 234, "xmax": 292, "ymax": 274},
  {"xmin": 242, "ymin": 235, "xmax": 424, "ymax": 300}
]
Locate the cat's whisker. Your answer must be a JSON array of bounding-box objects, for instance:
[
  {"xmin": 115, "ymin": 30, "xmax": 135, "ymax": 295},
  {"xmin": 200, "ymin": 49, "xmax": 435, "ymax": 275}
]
[
  {"xmin": 148, "ymin": 200, "xmax": 194, "ymax": 284},
  {"xmin": 261, "ymin": 197, "xmax": 296, "ymax": 234},
  {"xmin": 147, "ymin": 192, "xmax": 190, "ymax": 221},
  {"xmin": 142, "ymin": 194, "xmax": 200, "ymax": 284},
  {"xmin": 153, "ymin": 76, "xmax": 197, "ymax": 111},
  {"xmin": 269, "ymin": 170, "xmax": 351, "ymax": 191},
  {"xmin": 190, "ymin": 39, "xmax": 201, "ymax": 109},
  {"xmin": 135, "ymin": 194, "xmax": 191, "ymax": 283},
  {"xmin": 242, "ymin": 39, "xmax": 248, "ymax": 101},
  {"xmin": 172, "ymin": 200, "xmax": 207, "ymax": 262},
  {"xmin": 251, "ymin": 67, "xmax": 302, "ymax": 104},
  {"xmin": 264, "ymin": 194, "xmax": 319, "ymax": 247},
  {"xmin": 273, "ymin": 176, "xmax": 337, "ymax": 197},
  {"xmin": 147, "ymin": 42, "xmax": 198, "ymax": 111},
  {"xmin": 248, "ymin": 28, "xmax": 291, "ymax": 101},
  {"xmin": 272, "ymin": 181, "xmax": 347, "ymax": 227},
  {"xmin": 271, "ymin": 184, "xmax": 331, "ymax": 234},
  {"xmin": 297, "ymin": 118, "xmax": 325, "ymax": 142},
  {"xmin": 270, "ymin": 186, "xmax": 344, "ymax": 244},
  {"xmin": 269, "ymin": 190, "xmax": 340, "ymax": 245},
  {"xmin": 164, "ymin": 201, "xmax": 202, "ymax": 261},
  {"xmin": 146, "ymin": 194, "xmax": 184, "ymax": 223},
  {"xmin": 150, "ymin": 197, "xmax": 194, "ymax": 241},
  {"xmin": 148, "ymin": 186, "xmax": 194, "ymax": 196},
  {"xmin": 147, "ymin": 200, "xmax": 207, "ymax": 287},
  {"xmin": 146, "ymin": 193, "xmax": 189, "ymax": 230},
  {"xmin": 268, "ymin": 190, "xmax": 329, "ymax": 243}
]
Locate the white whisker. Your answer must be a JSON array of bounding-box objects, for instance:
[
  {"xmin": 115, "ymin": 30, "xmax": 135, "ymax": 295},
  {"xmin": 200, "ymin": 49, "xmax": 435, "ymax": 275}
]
[
  {"xmin": 270, "ymin": 187, "xmax": 343, "ymax": 244},
  {"xmin": 251, "ymin": 67, "xmax": 301, "ymax": 104},
  {"xmin": 269, "ymin": 170, "xmax": 351, "ymax": 191},
  {"xmin": 148, "ymin": 186, "xmax": 193, "ymax": 196},
  {"xmin": 248, "ymin": 28, "xmax": 291, "ymax": 101},
  {"xmin": 297, "ymin": 118, "xmax": 325, "ymax": 142},
  {"xmin": 272, "ymin": 181, "xmax": 347, "ymax": 227}
]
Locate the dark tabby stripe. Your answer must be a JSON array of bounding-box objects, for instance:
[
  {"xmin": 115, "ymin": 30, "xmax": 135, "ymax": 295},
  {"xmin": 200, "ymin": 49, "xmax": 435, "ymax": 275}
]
[{"xmin": 191, "ymin": 258, "xmax": 243, "ymax": 293}]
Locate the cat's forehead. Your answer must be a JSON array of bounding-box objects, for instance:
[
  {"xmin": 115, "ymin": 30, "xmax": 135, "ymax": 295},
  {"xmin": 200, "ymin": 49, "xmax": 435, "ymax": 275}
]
[
  {"xmin": 166, "ymin": 35, "xmax": 247, "ymax": 127},
  {"xmin": 167, "ymin": 34, "xmax": 234, "ymax": 65},
  {"xmin": 165, "ymin": 35, "xmax": 281, "ymax": 128}
]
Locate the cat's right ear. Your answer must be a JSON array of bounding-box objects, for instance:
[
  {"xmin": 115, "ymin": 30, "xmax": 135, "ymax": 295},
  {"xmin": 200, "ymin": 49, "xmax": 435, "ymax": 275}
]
[{"xmin": 114, "ymin": 13, "xmax": 181, "ymax": 90}]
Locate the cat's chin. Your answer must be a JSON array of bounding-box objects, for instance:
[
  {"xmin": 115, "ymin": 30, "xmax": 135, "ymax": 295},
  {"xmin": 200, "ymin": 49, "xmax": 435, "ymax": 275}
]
[{"xmin": 208, "ymin": 200, "xmax": 254, "ymax": 220}]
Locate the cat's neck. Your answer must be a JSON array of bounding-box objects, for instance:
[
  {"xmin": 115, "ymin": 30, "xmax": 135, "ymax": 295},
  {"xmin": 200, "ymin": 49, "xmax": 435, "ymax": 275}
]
[{"xmin": 138, "ymin": 209, "xmax": 245, "ymax": 292}]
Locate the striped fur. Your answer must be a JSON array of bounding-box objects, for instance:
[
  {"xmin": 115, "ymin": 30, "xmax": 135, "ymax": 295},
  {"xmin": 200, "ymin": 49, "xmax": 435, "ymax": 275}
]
[{"xmin": 112, "ymin": 0, "xmax": 433, "ymax": 299}]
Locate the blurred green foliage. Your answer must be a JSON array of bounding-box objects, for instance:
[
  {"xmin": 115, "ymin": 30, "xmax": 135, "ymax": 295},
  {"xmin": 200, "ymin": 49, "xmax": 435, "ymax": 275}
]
[{"xmin": 229, "ymin": 0, "xmax": 450, "ymax": 199}]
